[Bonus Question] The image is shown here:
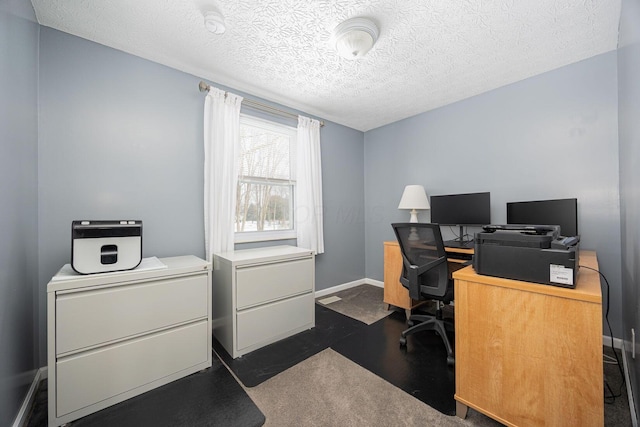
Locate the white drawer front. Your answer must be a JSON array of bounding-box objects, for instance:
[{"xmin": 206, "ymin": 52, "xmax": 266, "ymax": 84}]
[
  {"xmin": 236, "ymin": 292, "xmax": 313, "ymax": 351},
  {"xmin": 56, "ymin": 274, "xmax": 208, "ymax": 354},
  {"xmin": 56, "ymin": 320, "xmax": 208, "ymax": 417},
  {"xmin": 236, "ymin": 258, "xmax": 313, "ymax": 309}
]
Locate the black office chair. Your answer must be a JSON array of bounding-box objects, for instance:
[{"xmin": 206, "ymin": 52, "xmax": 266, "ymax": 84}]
[{"xmin": 391, "ymin": 222, "xmax": 455, "ymax": 365}]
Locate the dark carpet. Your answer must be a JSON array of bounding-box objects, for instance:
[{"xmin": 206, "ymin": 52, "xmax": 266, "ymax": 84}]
[
  {"xmin": 215, "ymin": 303, "xmax": 366, "ymax": 387},
  {"xmin": 604, "ymin": 346, "xmax": 632, "ymax": 427},
  {"xmin": 26, "ymin": 353, "xmax": 264, "ymax": 427}
]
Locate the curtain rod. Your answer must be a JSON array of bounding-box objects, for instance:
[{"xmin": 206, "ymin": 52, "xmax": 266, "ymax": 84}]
[{"xmin": 198, "ymin": 81, "xmax": 324, "ymax": 127}]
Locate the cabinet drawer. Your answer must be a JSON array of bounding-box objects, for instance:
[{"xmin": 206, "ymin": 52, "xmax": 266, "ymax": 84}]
[
  {"xmin": 56, "ymin": 320, "xmax": 208, "ymax": 417},
  {"xmin": 237, "ymin": 292, "xmax": 313, "ymax": 351},
  {"xmin": 56, "ymin": 274, "xmax": 208, "ymax": 354},
  {"xmin": 236, "ymin": 258, "xmax": 313, "ymax": 309}
]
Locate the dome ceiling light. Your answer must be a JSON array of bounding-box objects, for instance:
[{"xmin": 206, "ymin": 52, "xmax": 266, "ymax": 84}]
[
  {"xmin": 204, "ymin": 10, "xmax": 226, "ymax": 34},
  {"xmin": 332, "ymin": 17, "xmax": 379, "ymax": 60}
]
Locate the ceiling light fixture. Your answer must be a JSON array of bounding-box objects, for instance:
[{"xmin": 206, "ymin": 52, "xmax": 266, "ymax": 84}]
[
  {"xmin": 332, "ymin": 17, "xmax": 379, "ymax": 60},
  {"xmin": 204, "ymin": 10, "xmax": 225, "ymax": 35}
]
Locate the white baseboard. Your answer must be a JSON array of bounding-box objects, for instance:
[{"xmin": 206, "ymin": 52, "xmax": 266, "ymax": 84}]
[
  {"xmin": 364, "ymin": 278, "xmax": 383, "ymax": 288},
  {"xmin": 315, "ymin": 278, "xmax": 382, "ymax": 298},
  {"xmin": 12, "ymin": 367, "xmax": 46, "ymax": 427},
  {"xmin": 603, "ymin": 335, "xmax": 624, "ymax": 349}
]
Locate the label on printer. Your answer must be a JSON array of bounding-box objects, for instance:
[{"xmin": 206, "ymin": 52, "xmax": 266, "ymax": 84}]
[{"xmin": 550, "ymin": 264, "xmax": 574, "ymax": 286}]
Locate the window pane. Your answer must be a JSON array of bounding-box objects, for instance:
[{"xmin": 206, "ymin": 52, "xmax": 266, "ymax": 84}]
[
  {"xmin": 236, "ymin": 116, "xmax": 296, "ymax": 241},
  {"xmin": 235, "ymin": 181, "xmax": 293, "ymax": 232},
  {"xmin": 239, "ymin": 124, "xmax": 291, "ymax": 181}
]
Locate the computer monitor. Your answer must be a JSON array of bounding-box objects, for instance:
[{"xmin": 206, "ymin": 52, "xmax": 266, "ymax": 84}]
[
  {"xmin": 507, "ymin": 198, "xmax": 578, "ymax": 237},
  {"xmin": 430, "ymin": 192, "xmax": 491, "ymax": 247}
]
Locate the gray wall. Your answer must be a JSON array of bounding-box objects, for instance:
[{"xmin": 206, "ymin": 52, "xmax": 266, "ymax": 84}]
[
  {"xmin": 0, "ymin": 0, "xmax": 39, "ymax": 424},
  {"xmin": 11, "ymin": 4, "xmax": 631, "ymax": 406},
  {"xmin": 37, "ymin": 28, "xmax": 365, "ymax": 365},
  {"xmin": 234, "ymin": 112, "xmax": 366, "ymax": 291},
  {"xmin": 314, "ymin": 123, "xmax": 366, "ymax": 289},
  {"xmin": 618, "ymin": 0, "xmax": 640, "ymax": 418},
  {"xmin": 364, "ymin": 51, "xmax": 623, "ymax": 336}
]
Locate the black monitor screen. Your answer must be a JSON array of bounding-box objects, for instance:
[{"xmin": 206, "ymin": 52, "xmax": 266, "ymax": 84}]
[
  {"xmin": 430, "ymin": 192, "xmax": 491, "ymax": 225},
  {"xmin": 507, "ymin": 198, "xmax": 578, "ymax": 236}
]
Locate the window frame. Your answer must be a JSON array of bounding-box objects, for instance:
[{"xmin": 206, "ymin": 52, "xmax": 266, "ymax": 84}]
[{"xmin": 234, "ymin": 114, "xmax": 297, "ymax": 243}]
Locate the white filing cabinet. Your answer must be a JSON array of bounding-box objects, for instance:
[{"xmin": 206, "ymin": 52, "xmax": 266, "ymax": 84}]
[
  {"xmin": 212, "ymin": 245, "xmax": 315, "ymax": 358},
  {"xmin": 47, "ymin": 255, "xmax": 212, "ymax": 427}
]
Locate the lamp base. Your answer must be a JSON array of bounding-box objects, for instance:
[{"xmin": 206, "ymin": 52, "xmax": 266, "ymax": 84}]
[
  {"xmin": 408, "ymin": 227, "xmax": 420, "ymax": 241},
  {"xmin": 409, "ymin": 209, "xmax": 419, "ymax": 223}
]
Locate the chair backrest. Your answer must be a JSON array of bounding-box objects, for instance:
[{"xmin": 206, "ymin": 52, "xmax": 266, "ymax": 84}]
[{"xmin": 391, "ymin": 223, "xmax": 452, "ymax": 302}]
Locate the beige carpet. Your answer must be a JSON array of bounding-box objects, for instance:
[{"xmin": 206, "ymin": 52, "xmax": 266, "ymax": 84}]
[
  {"xmin": 316, "ymin": 284, "xmax": 391, "ymax": 325},
  {"xmin": 244, "ymin": 348, "xmax": 502, "ymax": 427}
]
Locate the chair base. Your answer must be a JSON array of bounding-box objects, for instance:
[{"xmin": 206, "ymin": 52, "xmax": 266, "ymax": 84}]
[{"xmin": 399, "ymin": 311, "xmax": 455, "ymax": 366}]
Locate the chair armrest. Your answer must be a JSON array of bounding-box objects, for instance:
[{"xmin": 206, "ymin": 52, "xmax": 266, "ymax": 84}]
[
  {"xmin": 401, "ymin": 256, "xmax": 447, "ymax": 300},
  {"xmin": 415, "ymin": 256, "xmax": 447, "ymax": 275},
  {"xmin": 401, "ymin": 255, "xmax": 446, "ymax": 274}
]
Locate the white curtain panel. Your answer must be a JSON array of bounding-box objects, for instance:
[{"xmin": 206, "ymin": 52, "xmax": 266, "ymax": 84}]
[
  {"xmin": 296, "ymin": 116, "xmax": 324, "ymax": 254},
  {"xmin": 204, "ymin": 87, "xmax": 243, "ymax": 261}
]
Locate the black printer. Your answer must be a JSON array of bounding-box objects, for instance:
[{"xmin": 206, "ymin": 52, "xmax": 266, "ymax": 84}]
[{"xmin": 473, "ymin": 224, "xmax": 579, "ymax": 288}]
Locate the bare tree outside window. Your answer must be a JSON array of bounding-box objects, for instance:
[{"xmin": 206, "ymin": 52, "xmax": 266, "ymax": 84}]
[{"xmin": 235, "ymin": 116, "xmax": 296, "ymax": 236}]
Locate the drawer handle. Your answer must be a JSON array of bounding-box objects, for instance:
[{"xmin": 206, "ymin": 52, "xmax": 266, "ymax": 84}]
[{"xmin": 237, "ymin": 257, "xmax": 312, "ymax": 269}]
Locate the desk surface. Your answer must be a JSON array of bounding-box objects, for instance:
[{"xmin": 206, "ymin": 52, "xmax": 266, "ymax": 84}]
[
  {"xmin": 384, "ymin": 240, "xmax": 473, "ymax": 260},
  {"xmin": 452, "ymin": 250, "xmax": 600, "ymax": 304}
]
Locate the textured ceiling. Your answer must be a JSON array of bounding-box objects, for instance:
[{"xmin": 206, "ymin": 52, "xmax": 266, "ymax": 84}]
[{"xmin": 30, "ymin": 0, "xmax": 621, "ymax": 131}]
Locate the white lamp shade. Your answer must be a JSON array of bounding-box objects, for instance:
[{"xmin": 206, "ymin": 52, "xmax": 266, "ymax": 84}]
[
  {"xmin": 398, "ymin": 185, "xmax": 430, "ymax": 222},
  {"xmin": 398, "ymin": 185, "xmax": 430, "ymax": 210}
]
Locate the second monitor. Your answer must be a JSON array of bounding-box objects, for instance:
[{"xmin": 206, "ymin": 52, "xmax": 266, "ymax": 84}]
[
  {"xmin": 430, "ymin": 192, "xmax": 491, "ymax": 248},
  {"xmin": 507, "ymin": 198, "xmax": 578, "ymax": 237}
]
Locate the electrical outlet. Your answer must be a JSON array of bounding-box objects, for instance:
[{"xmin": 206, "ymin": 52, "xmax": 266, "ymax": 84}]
[{"xmin": 633, "ymin": 328, "xmax": 636, "ymax": 359}]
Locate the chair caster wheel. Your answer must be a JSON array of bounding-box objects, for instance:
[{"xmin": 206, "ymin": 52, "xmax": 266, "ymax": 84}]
[
  {"xmin": 447, "ymin": 356, "xmax": 455, "ymax": 366},
  {"xmin": 399, "ymin": 337, "xmax": 407, "ymax": 347}
]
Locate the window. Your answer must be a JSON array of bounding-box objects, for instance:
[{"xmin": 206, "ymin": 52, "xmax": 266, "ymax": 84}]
[{"xmin": 235, "ymin": 115, "xmax": 297, "ymax": 243}]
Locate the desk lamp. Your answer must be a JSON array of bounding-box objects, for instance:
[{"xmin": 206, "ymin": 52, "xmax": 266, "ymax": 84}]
[{"xmin": 398, "ymin": 185, "xmax": 430, "ymax": 223}]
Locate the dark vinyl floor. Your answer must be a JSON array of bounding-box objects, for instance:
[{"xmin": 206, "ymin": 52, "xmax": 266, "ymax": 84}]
[
  {"xmin": 26, "ymin": 300, "xmax": 631, "ymax": 426},
  {"xmin": 218, "ymin": 301, "xmax": 632, "ymax": 425},
  {"xmin": 218, "ymin": 303, "xmax": 458, "ymax": 415},
  {"xmin": 26, "ymin": 352, "xmax": 265, "ymax": 427},
  {"xmin": 332, "ymin": 308, "xmax": 456, "ymax": 415}
]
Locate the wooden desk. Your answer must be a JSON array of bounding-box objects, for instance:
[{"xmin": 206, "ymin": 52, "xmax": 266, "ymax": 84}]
[
  {"xmin": 452, "ymin": 250, "xmax": 603, "ymax": 427},
  {"xmin": 383, "ymin": 241, "xmax": 473, "ymax": 317}
]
